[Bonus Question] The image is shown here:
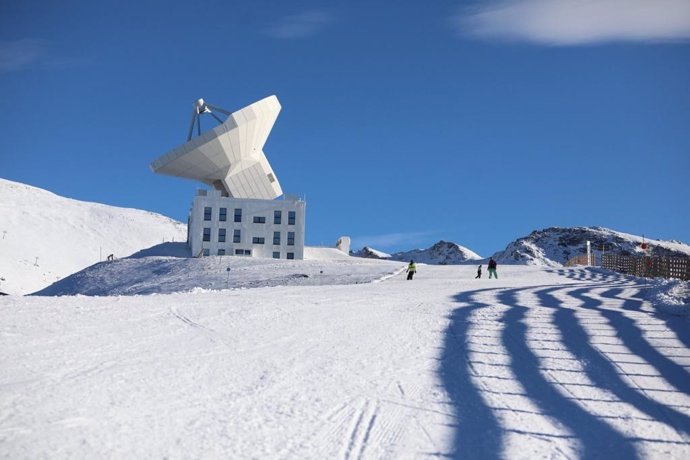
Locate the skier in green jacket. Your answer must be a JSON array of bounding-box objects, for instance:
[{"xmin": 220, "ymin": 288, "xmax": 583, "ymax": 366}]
[{"xmin": 406, "ymin": 260, "xmax": 417, "ymax": 280}]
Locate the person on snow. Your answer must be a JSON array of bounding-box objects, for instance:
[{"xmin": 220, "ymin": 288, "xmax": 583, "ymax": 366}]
[
  {"xmin": 406, "ymin": 260, "xmax": 417, "ymax": 280},
  {"xmin": 475, "ymin": 264, "xmax": 482, "ymax": 279},
  {"xmin": 488, "ymin": 257, "xmax": 498, "ymax": 279}
]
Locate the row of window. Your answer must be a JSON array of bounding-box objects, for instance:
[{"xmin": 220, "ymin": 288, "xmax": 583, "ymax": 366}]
[
  {"xmin": 203, "ymin": 228, "xmax": 242, "ymax": 243},
  {"xmin": 204, "ymin": 207, "xmax": 296, "ymax": 225},
  {"xmin": 201, "ymin": 248, "xmax": 295, "ymax": 259},
  {"xmin": 203, "ymin": 228, "xmax": 296, "ymax": 245}
]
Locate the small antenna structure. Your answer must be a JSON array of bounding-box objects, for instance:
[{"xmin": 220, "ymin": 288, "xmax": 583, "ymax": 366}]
[{"xmin": 187, "ymin": 98, "xmax": 232, "ymax": 141}]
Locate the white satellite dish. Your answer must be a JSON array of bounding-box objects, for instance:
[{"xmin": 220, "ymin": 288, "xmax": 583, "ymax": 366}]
[{"xmin": 150, "ymin": 95, "xmax": 283, "ymax": 200}]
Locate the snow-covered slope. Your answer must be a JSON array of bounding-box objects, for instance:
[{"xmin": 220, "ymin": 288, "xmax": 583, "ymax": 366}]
[
  {"xmin": 32, "ymin": 244, "xmax": 404, "ymax": 296},
  {"xmin": 492, "ymin": 226, "xmax": 690, "ymax": 267},
  {"xmin": 3, "ymin": 265, "xmax": 689, "ymax": 458},
  {"xmin": 0, "ymin": 178, "xmax": 187, "ymax": 295}
]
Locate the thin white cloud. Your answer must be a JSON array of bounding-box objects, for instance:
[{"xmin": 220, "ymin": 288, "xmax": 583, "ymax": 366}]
[
  {"xmin": 454, "ymin": 0, "xmax": 690, "ymax": 45},
  {"xmin": 263, "ymin": 10, "xmax": 334, "ymax": 39},
  {"xmin": 350, "ymin": 231, "xmax": 437, "ymax": 251},
  {"xmin": 0, "ymin": 39, "xmax": 47, "ymax": 73}
]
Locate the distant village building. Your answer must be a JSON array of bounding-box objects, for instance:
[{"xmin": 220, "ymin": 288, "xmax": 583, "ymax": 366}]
[{"xmin": 151, "ymin": 95, "xmax": 306, "ymax": 259}]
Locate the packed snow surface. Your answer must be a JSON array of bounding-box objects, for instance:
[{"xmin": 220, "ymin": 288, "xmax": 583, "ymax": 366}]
[{"xmin": 3, "ymin": 261, "xmax": 690, "ymax": 458}]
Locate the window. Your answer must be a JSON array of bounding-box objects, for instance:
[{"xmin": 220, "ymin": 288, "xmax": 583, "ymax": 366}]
[
  {"xmin": 253, "ymin": 216, "xmax": 266, "ymax": 224},
  {"xmin": 235, "ymin": 249, "xmax": 251, "ymax": 256},
  {"xmin": 252, "ymin": 237, "xmax": 265, "ymax": 244},
  {"xmin": 218, "ymin": 228, "xmax": 226, "ymax": 243},
  {"xmin": 274, "ymin": 210, "xmax": 282, "ymax": 224},
  {"xmin": 233, "ymin": 229, "xmax": 241, "ymax": 243},
  {"xmin": 234, "ymin": 208, "xmax": 242, "ymax": 223},
  {"xmin": 203, "ymin": 228, "xmax": 211, "ymax": 242},
  {"xmin": 287, "ymin": 231, "xmax": 295, "ymax": 246},
  {"xmin": 287, "ymin": 252, "xmax": 294, "ymax": 260},
  {"xmin": 204, "ymin": 207, "xmax": 212, "ymax": 221},
  {"xmin": 219, "ymin": 207, "xmax": 227, "ymax": 222},
  {"xmin": 203, "ymin": 248, "xmax": 210, "ymax": 257},
  {"xmin": 273, "ymin": 231, "xmax": 281, "ymax": 245},
  {"xmin": 218, "ymin": 249, "xmax": 226, "ymax": 256},
  {"xmin": 272, "ymin": 251, "xmax": 280, "ymax": 259},
  {"xmin": 288, "ymin": 211, "xmax": 296, "ymax": 225}
]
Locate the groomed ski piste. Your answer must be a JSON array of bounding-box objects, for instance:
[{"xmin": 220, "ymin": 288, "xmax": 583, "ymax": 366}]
[{"xmin": 2, "ymin": 255, "xmax": 690, "ymax": 458}]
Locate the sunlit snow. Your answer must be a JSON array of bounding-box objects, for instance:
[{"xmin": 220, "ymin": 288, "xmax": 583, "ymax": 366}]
[{"xmin": 3, "ymin": 262, "xmax": 690, "ymax": 458}]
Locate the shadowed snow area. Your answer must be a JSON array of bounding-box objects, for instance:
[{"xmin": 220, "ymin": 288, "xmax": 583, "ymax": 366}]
[{"xmin": 2, "ymin": 264, "xmax": 690, "ymax": 458}]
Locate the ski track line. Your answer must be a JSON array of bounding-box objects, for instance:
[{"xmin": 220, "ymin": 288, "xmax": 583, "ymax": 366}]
[
  {"xmin": 366, "ymin": 397, "xmax": 409, "ymax": 459},
  {"xmin": 168, "ymin": 305, "xmax": 232, "ymax": 349},
  {"xmin": 326, "ymin": 402, "xmax": 351, "ymax": 423},
  {"xmin": 342, "ymin": 399, "xmax": 382, "ymax": 460},
  {"xmin": 342, "ymin": 399, "xmax": 367, "ymax": 460},
  {"xmin": 54, "ymin": 359, "xmax": 120, "ymax": 384},
  {"xmin": 396, "ymin": 381, "xmax": 405, "ymax": 398},
  {"xmin": 357, "ymin": 402, "xmax": 379, "ymax": 459},
  {"xmin": 299, "ymin": 399, "xmax": 359, "ymax": 458},
  {"xmin": 415, "ymin": 416, "xmax": 439, "ymax": 453}
]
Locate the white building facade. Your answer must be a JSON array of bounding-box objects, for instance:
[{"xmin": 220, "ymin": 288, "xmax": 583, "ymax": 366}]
[{"xmin": 189, "ymin": 189, "xmax": 306, "ymax": 260}]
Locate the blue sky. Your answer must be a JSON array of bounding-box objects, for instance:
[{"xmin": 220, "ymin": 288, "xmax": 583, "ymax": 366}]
[{"xmin": 2, "ymin": 0, "xmax": 689, "ymax": 256}]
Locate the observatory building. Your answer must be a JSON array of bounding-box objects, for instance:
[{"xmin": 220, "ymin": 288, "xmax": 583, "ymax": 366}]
[{"xmin": 151, "ymin": 95, "xmax": 305, "ymax": 259}]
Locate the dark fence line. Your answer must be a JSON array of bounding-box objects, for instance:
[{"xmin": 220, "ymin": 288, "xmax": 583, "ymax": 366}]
[{"xmin": 601, "ymin": 254, "xmax": 690, "ymax": 281}]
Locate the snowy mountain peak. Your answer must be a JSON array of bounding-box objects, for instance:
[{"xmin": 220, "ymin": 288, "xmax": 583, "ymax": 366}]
[
  {"xmin": 392, "ymin": 240, "xmax": 482, "ymax": 265},
  {"xmin": 351, "ymin": 246, "xmax": 392, "ymax": 259},
  {"xmin": 492, "ymin": 226, "xmax": 690, "ymax": 267},
  {"xmin": 353, "ymin": 240, "xmax": 482, "ymax": 265}
]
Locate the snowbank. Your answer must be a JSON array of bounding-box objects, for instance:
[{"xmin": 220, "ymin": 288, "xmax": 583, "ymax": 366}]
[{"xmin": 648, "ymin": 279, "xmax": 690, "ymax": 316}]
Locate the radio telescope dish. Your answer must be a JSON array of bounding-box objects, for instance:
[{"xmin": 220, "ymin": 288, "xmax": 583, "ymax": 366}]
[{"xmin": 150, "ymin": 95, "xmax": 283, "ymax": 200}]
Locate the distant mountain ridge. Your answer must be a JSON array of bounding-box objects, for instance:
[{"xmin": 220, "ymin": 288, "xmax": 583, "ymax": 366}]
[
  {"xmin": 491, "ymin": 226, "xmax": 690, "ymax": 267},
  {"xmin": 353, "ymin": 240, "xmax": 482, "ymax": 265},
  {"xmin": 352, "ymin": 247, "xmax": 392, "ymax": 259},
  {"xmin": 353, "ymin": 227, "xmax": 690, "ymax": 268}
]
